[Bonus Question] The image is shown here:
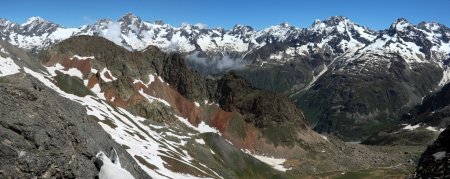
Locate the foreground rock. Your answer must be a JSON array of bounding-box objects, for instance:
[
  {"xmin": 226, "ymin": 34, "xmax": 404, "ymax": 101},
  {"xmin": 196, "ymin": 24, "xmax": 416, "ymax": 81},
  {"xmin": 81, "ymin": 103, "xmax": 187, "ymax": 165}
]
[
  {"xmin": 414, "ymin": 128, "xmax": 450, "ymax": 178},
  {"xmin": 0, "ymin": 74, "xmax": 148, "ymax": 178}
]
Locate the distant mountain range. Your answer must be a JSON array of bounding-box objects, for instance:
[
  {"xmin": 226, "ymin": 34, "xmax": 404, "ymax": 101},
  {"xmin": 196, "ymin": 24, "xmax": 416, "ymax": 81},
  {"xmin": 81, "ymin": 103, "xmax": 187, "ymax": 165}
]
[{"xmin": 2, "ymin": 13, "xmax": 447, "ymax": 59}]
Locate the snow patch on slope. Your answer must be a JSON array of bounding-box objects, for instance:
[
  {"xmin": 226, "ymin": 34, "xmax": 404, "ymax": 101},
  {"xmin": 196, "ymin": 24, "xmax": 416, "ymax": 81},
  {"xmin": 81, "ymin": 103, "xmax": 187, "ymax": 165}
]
[
  {"xmin": 138, "ymin": 89, "xmax": 171, "ymax": 106},
  {"xmin": 99, "ymin": 67, "xmax": 117, "ymax": 82},
  {"xmin": 242, "ymin": 149, "xmax": 290, "ymax": 172},
  {"xmin": 175, "ymin": 116, "xmax": 221, "ymax": 135},
  {"xmin": 71, "ymin": 55, "xmax": 95, "ymax": 60},
  {"xmin": 433, "ymin": 151, "xmax": 446, "ymax": 160},
  {"xmin": 403, "ymin": 124, "xmax": 421, "ymax": 130},
  {"xmin": 96, "ymin": 151, "xmax": 135, "ymax": 179},
  {"xmin": 46, "ymin": 63, "xmax": 83, "ymax": 79},
  {"xmin": 0, "ymin": 56, "xmax": 20, "ymax": 77}
]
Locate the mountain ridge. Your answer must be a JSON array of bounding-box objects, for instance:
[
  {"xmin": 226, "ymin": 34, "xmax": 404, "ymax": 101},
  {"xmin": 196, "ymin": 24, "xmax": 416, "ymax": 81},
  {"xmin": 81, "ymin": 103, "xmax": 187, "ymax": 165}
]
[{"xmin": 3, "ymin": 13, "xmax": 443, "ymax": 53}]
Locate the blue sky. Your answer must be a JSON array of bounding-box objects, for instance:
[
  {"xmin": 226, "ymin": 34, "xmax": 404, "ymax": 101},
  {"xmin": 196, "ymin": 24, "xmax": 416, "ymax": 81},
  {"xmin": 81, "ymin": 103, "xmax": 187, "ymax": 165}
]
[{"xmin": 1, "ymin": 0, "xmax": 449, "ymax": 30}]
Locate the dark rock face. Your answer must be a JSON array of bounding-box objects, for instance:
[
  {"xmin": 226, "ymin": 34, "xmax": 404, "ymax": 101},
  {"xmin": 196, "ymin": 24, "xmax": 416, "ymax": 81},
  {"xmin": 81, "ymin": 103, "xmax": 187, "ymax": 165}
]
[
  {"xmin": 0, "ymin": 74, "xmax": 148, "ymax": 178},
  {"xmin": 414, "ymin": 128, "xmax": 450, "ymax": 178},
  {"xmin": 213, "ymin": 73, "xmax": 308, "ymax": 130},
  {"xmin": 362, "ymin": 126, "xmax": 439, "ymax": 146},
  {"xmin": 210, "ymin": 73, "xmax": 311, "ymax": 146},
  {"xmin": 402, "ymin": 82, "xmax": 450, "ymax": 128},
  {"xmin": 235, "ymin": 59, "xmax": 314, "ymax": 93}
]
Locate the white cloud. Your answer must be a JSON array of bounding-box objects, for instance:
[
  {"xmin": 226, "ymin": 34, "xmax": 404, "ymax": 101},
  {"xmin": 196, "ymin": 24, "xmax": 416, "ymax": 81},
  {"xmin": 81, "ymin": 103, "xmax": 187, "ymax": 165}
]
[
  {"xmin": 194, "ymin": 23, "xmax": 208, "ymax": 29},
  {"xmin": 186, "ymin": 51, "xmax": 248, "ymax": 75},
  {"xmin": 180, "ymin": 22, "xmax": 190, "ymax": 27},
  {"xmin": 100, "ymin": 21, "xmax": 123, "ymax": 46}
]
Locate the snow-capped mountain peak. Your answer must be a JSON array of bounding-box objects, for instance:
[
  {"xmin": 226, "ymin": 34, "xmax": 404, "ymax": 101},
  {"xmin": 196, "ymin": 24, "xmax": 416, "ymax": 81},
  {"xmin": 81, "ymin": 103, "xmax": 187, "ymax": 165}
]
[
  {"xmin": 309, "ymin": 16, "xmax": 350, "ymax": 31},
  {"xmin": 390, "ymin": 18, "xmax": 414, "ymax": 32},
  {"xmin": 278, "ymin": 22, "xmax": 290, "ymax": 28},
  {"xmin": 230, "ymin": 24, "xmax": 254, "ymax": 33},
  {"xmin": 20, "ymin": 16, "xmax": 60, "ymax": 36},
  {"xmin": 308, "ymin": 16, "xmax": 376, "ymax": 41},
  {"xmin": 21, "ymin": 16, "xmax": 46, "ymax": 26},
  {"xmin": 0, "ymin": 18, "xmax": 14, "ymax": 27},
  {"xmin": 119, "ymin": 12, "xmax": 141, "ymax": 22},
  {"xmin": 325, "ymin": 16, "xmax": 349, "ymax": 25},
  {"xmin": 118, "ymin": 12, "xmax": 142, "ymax": 29}
]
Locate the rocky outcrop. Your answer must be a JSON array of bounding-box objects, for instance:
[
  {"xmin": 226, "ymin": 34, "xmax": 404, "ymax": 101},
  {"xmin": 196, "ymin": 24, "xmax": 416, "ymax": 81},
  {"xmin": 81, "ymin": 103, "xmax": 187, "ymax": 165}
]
[
  {"xmin": 414, "ymin": 128, "xmax": 450, "ymax": 178},
  {"xmin": 0, "ymin": 74, "xmax": 148, "ymax": 178},
  {"xmin": 402, "ymin": 82, "xmax": 450, "ymax": 128},
  {"xmin": 211, "ymin": 72, "xmax": 314, "ymax": 147}
]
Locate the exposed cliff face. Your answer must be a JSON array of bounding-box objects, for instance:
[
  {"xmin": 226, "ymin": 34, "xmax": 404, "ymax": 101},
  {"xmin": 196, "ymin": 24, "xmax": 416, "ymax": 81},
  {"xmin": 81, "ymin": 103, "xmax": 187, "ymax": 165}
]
[
  {"xmin": 211, "ymin": 73, "xmax": 316, "ymax": 147},
  {"xmin": 402, "ymin": 82, "xmax": 450, "ymax": 128}
]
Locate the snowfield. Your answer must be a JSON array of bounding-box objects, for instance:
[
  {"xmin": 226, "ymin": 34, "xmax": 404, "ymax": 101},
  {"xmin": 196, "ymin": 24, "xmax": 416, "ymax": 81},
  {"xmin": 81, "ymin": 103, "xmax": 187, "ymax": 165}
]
[
  {"xmin": 242, "ymin": 149, "xmax": 290, "ymax": 172},
  {"xmin": 0, "ymin": 56, "xmax": 21, "ymax": 77}
]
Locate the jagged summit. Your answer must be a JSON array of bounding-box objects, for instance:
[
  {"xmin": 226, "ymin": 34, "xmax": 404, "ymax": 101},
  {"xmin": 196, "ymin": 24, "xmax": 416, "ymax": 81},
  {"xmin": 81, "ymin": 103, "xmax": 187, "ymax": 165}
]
[
  {"xmin": 278, "ymin": 22, "xmax": 290, "ymax": 28},
  {"xmin": 118, "ymin": 12, "xmax": 141, "ymax": 25},
  {"xmin": 22, "ymin": 16, "xmax": 46, "ymax": 26},
  {"xmin": 0, "ymin": 18, "xmax": 14, "ymax": 26},
  {"xmin": 325, "ymin": 16, "xmax": 349, "ymax": 24},
  {"xmin": 309, "ymin": 16, "xmax": 351, "ymax": 28},
  {"xmin": 231, "ymin": 24, "xmax": 254, "ymax": 31},
  {"xmin": 120, "ymin": 12, "xmax": 139, "ymax": 20},
  {"xmin": 418, "ymin": 21, "xmax": 448, "ymax": 33},
  {"xmin": 389, "ymin": 17, "xmax": 413, "ymax": 32}
]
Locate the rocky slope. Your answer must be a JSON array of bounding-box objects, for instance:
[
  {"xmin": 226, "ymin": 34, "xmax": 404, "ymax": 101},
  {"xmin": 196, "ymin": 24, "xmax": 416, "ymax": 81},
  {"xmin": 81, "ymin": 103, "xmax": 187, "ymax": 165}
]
[
  {"xmin": 1, "ymin": 39, "xmax": 296, "ymax": 178},
  {"xmin": 402, "ymin": 82, "xmax": 450, "ymax": 128},
  {"xmin": 0, "ymin": 71, "xmax": 148, "ymax": 178},
  {"xmin": 414, "ymin": 127, "xmax": 450, "ymax": 178},
  {"xmin": 363, "ymin": 79, "xmax": 450, "ymax": 146}
]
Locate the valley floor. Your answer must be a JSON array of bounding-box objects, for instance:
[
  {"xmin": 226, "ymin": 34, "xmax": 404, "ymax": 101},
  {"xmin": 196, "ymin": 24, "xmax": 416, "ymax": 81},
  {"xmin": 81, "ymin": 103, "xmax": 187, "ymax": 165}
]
[{"xmin": 285, "ymin": 139, "xmax": 427, "ymax": 178}]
